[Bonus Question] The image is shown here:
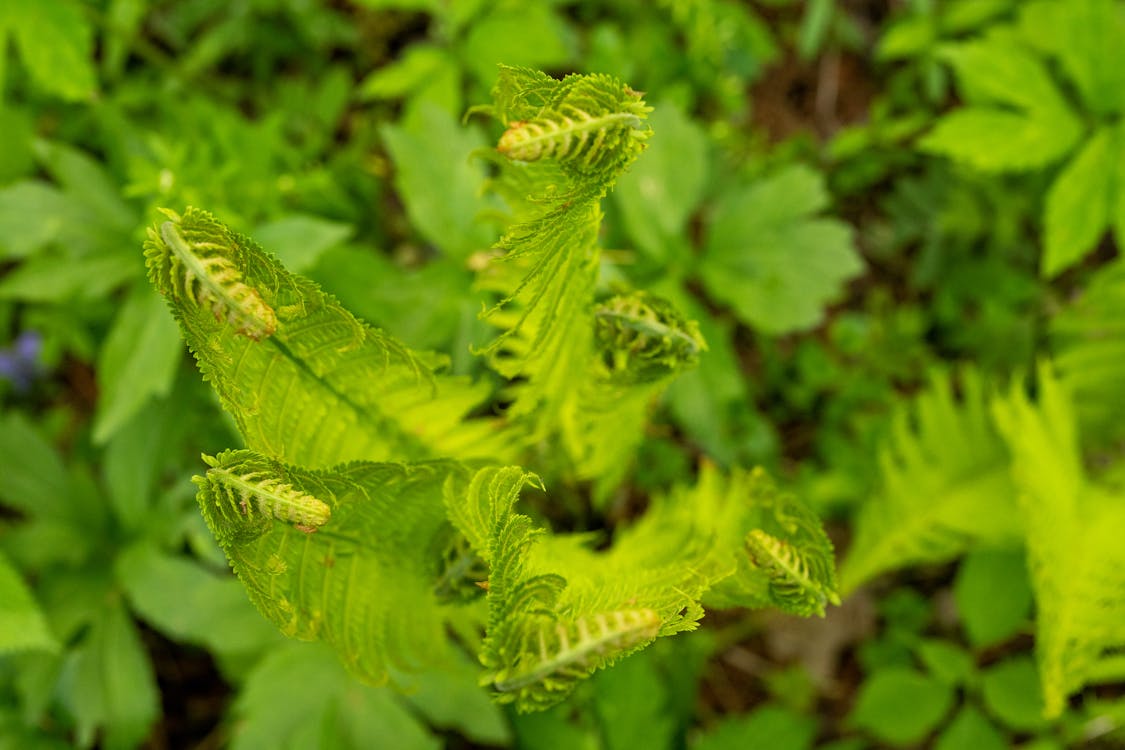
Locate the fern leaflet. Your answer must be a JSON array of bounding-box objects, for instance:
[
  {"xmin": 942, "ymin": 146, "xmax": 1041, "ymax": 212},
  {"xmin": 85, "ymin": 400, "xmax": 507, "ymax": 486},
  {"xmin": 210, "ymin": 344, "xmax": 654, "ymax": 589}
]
[
  {"xmin": 146, "ymin": 207, "xmax": 513, "ymax": 467},
  {"xmin": 150, "ymin": 210, "xmax": 278, "ymax": 340},
  {"xmin": 993, "ymin": 365, "xmax": 1125, "ymax": 717},
  {"xmin": 840, "ymin": 369, "xmax": 1020, "ymax": 593},
  {"xmin": 195, "ymin": 449, "xmax": 471, "ymax": 685}
]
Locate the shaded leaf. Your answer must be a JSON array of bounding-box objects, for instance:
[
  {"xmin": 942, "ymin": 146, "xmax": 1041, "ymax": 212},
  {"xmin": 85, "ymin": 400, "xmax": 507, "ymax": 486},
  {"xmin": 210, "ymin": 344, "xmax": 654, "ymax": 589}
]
[{"xmin": 700, "ymin": 165, "xmax": 862, "ymax": 334}]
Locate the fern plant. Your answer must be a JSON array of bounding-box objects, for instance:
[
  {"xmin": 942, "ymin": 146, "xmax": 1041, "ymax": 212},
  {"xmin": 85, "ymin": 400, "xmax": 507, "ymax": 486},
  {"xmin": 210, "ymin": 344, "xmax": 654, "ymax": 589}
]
[{"xmin": 145, "ymin": 68, "xmax": 838, "ymax": 711}]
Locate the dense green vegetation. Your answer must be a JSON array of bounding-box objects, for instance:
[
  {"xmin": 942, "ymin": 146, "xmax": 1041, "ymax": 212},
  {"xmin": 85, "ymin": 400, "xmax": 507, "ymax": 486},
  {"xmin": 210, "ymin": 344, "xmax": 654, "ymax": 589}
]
[{"xmin": 2, "ymin": 1, "xmax": 1124, "ymax": 748}]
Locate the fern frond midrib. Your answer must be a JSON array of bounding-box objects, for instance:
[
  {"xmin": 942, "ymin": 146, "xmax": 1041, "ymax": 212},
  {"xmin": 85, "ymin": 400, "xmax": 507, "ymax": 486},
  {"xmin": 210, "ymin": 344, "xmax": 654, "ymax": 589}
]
[
  {"xmin": 235, "ymin": 331, "xmax": 431, "ymax": 460},
  {"xmin": 500, "ymin": 111, "xmax": 643, "ymax": 158}
]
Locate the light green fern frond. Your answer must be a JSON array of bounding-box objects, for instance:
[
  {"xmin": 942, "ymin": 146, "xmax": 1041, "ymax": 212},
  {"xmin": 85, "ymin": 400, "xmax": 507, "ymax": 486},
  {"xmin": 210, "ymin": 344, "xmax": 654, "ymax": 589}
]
[
  {"xmin": 1051, "ymin": 260, "xmax": 1125, "ymax": 448},
  {"xmin": 592, "ymin": 291, "xmax": 706, "ymax": 385},
  {"xmin": 490, "ymin": 65, "xmax": 652, "ymax": 185},
  {"xmin": 146, "ymin": 207, "xmax": 511, "ymax": 467},
  {"xmin": 450, "ymin": 462, "xmax": 837, "ymax": 710},
  {"xmin": 560, "ymin": 291, "xmax": 706, "ymax": 502},
  {"xmin": 450, "ymin": 466, "xmax": 718, "ymax": 710},
  {"xmin": 195, "ymin": 450, "xmax": 473, "ymax": 685},
  {"xmin": 638, "ymin": 463, "xmax": 839, "ymax": 617},
  {"xmin": 840, "ymin": 369, "xmax": 1021, "ymax": 593},
  {"xmin": 476, "ymin": 67, "xmax": 652, "ymax": 425},
  {"xmin": 992, "ymin": 365, "xmax": 1125, "ymax": 718}
]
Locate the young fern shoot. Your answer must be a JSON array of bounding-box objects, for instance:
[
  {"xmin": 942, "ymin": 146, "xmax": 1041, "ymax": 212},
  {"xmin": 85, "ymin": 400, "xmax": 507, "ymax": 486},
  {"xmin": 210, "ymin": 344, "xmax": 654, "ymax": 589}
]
[{"xmin": 147, "ymin": 67, "xmax": 839, "ymax": 714}]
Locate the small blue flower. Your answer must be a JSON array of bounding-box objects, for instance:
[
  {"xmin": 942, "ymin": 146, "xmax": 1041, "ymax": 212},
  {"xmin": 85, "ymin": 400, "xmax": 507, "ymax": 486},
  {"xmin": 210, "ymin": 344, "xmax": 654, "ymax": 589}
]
[{"xmin": 0, "ymin": 331, "xmax": 43, "ymax": 393}]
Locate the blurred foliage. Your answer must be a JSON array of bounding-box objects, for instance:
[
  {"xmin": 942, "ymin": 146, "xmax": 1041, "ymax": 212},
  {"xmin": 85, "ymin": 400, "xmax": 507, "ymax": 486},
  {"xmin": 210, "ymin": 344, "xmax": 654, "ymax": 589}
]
[{"xmin": 1, "ymin": 0, "xmax": 1124, "ymax": 747}]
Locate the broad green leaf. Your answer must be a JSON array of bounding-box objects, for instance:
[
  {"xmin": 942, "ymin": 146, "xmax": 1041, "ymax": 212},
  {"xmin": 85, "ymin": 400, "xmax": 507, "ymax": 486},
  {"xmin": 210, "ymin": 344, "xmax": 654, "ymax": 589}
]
[
  {"xmin": 93, "ymin": 285, "xmax": 182, "ymax": 443},
  {"xmin": 938, "ymin": 31, "xmax": 1065, "ymax": 110},
  {"xmin": 34, "ymin": 140, "xmax": 135, "ymax": 236},
  {"xmin": 116, "ymin": 544, "xmax": 280, "ymax": 655},
  {"xmin": 920, "ymin": 108, "xmax": 1081, "ymax": 172},
  {"xmin": 0, "ymin": 107, "xmax": 34, "ymax": 182},
  {"xmin": 1117, "ymin": 121, "xmax": 1125, "ymax": 252},
  {"xmin": 462, "ymin": 6, "xmax": 576, "ymax": 87},
  {"xmin": 941, "ymin": 0, "xmax": 1013, "ymax": 33},
  {"xmin": 915, "ymin": 639, "xmax": 974, "ymax": 686},
  {"xmin": 841, "ymin": 370, "xmax": 1019, "ymax": 592},
  {"xmin": 0, "ymin": 182, "xmax": 70, "ymax": 260},
  {"xmin": 230, "ymin": 641, "xmax": 439, "ymax": 750},
  {"xmin": 0, "ymin": 549, "xmax": 57, "ymax": 654},
  {"xmin": 953, "ymin": 548, "xmax": 1033, "ymax": 648},
  {"xmin": 0, "ymin": 413, "xmax": 68, "ymax": 517},
  {"xmin": 700, "ymin": 165, "xmax": 862, "ymax": 334},
  {"xmin": 1018, "ymin": 0, "xmax": 1125, "ymax": 116},
  {"xmin": 512, "ymin": 708, "xmax": 599, "ymax": 750},
  {"xmin": 934, "ymin": 707, "xmax": 1007, "ymax": 750},
  {"xmin": 6, "ymin": 0, "xmax": 96, "ymax": 100},
  {"xmin": 0, "ymin": 252, "xmax": 136, "ymax": 302},
  {"xmin": 380, "ymin": 105, "xmax": 493, "ymax": 260},
  {"xmin": 1042, "ymin": 127, "xmax": 1114, "ymax": 277},
  {"xmin": 102, "ymin": 393, "xmax": 187, "ymax": 530},
  {"xmin": 981, "ymin": 657, "xmax": 1049, "ymax": 731},
  {"xmin": 101, "ymin": 0, "xmax": 148, "ymax": 79},
  {"xmin": 877, "ymin": 15, "xmax": 936, "ymax": 61},
  {"xmin": 920, "ymin": 33, "xmax": 1083, "ymax": 171},
  {"xmin": 592, "ymin": 650, "xmax": 675, "ymax": 750},
  {"xmin": 850, "ymin": 667, "xmax": 954, "ymax": 746},
  {"xmin": 613, "ymin": 104, "xmax": 709, "ymax": 265},
  {"xmin": 196, "ymin": 450, "xmax": 470, "ymax": 684},
  {"xmin": 358, "ymin": 44, "xmax": 458, "ymax": 110},
  {"xmin": 145, "ymin": 207, "xmax": 509, "ymax": 466},
  {"xmin": 396, "ymin": 652, "xmax": 511, "ymax": 746},
  {"xmin": 251, "ymin": 214, "xmax": 353, "ymax": 273},
  {"xmin": 62, "ymin": 601, "xmax": 159, "ymax": 750},
  {"xmin": 693, "ymin": 706, "xmax": 817, "ymax": 750}
]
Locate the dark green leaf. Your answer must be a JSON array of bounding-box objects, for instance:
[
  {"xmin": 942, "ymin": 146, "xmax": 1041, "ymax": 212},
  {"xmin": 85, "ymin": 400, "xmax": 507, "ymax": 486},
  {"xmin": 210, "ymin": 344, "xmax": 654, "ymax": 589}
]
[
  {"xmin": 953, "ymin": 548, "xmax": 1033, "ymax": 648},
  {"xmin": 934, "ymin": 706, "xmax": 1007, "ymax": 750},
  {"xmin": 980, "ymin": 656, "xmax": 1048, "ymax": 732},
  {"xmin": 850, "ymin": 667, "xmax": 954, "ymax": 746},
  {"xmin": 0, "ymin": 549, "xmax": 57, "ymax": 654},
  {"xmin": 700, "ymin": 165, "xmax": 862, "ymax": 334}
]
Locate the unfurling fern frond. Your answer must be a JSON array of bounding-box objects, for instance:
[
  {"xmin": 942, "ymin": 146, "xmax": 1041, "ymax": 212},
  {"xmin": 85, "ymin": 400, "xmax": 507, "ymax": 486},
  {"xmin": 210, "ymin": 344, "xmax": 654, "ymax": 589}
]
[
  {"xmin": 147, "ymin": 209, "xmax": 277, "ymax": 340},
  {"xmin": 560, "ymin": 291, "xmax": 706, "ymax": 502},
  {"xmin": 593, "ymin": 291, "xmax": 705, "ymax": 385},
  {"xmin": 490, "ymin": 66, "xmax": 651, "ymax": 186},
  {"xmin": 452, "ymin": 463, "xmax": 837, "ymax": 710},
  {"xmin": 201, "ymin": 451, "xmax": 330, "ymax": 530},
  {"xmin": 476, "ymin": 67, "xmax": 654, "ymax": 430},
  {"xmin": 146, "ymin": 207, "xmax": 513, "ymax": 467},
  {"xmin": 745, "ymin": 530, "xmax": 838, "ymax": 618},
  {"xmin": 993, "ymin": 365, "xmax": 1125, "ymax": 718},
  {"xmin": 642, "ymin": 464, "xmax": 840, "ymax": 617},
  {"xmin": 194, "ymin": 449, "xmax": 472, "ymax": 685},
  {"xmin": 840, "ymin": 369, "xmax": 1021, "ymax": 593},
  {"xmin": 488, "ymin": 608, "xmax": 661, "ymax": 710}
]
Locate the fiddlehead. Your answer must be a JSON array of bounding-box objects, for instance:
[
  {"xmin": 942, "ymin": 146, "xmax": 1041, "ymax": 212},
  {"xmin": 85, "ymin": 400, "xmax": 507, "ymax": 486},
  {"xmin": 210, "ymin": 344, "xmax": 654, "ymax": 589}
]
[
  {"xmin": 593, "ymin": 291, "xmax": 706, "ymax": 385},
  {"xmin": 198, "ymin": 451, "xmax": 331, "ymax": 531},
  {"xmin": 145, "ymin": 208, "xmax": 277, "ymax": 340},
  {"xmin": 488, "ymin": 608, "xmax": 662, "ymax": 708}
]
